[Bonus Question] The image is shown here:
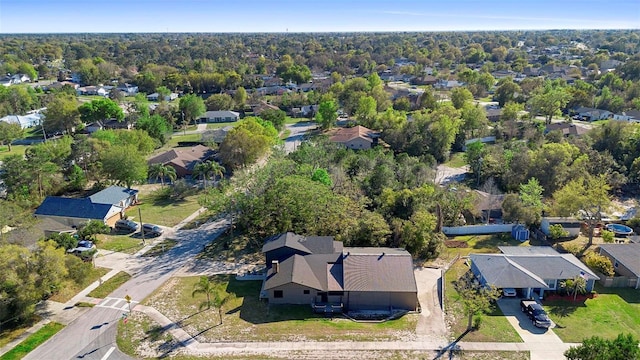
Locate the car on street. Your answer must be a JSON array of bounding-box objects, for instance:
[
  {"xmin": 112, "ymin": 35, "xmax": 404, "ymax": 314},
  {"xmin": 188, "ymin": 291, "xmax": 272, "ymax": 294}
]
[
  {"xmin": 520, "ymin": 299, "xmax": 552, "ymax": 328},
  {"xmin": 142, "ymin": 223, "xmax": 164, "ymax": 237},
  {"xmin": 114, "ymin": 219, "xmax": 139, "ymax": 233}
]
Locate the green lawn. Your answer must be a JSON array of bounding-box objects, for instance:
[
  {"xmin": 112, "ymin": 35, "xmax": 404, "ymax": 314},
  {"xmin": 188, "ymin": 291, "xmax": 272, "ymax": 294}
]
[
  {"xmin": 130, "ymin": 275, "xmax": 416, "ymax": 345},
  {"xmin": 0, "ymin": 145, "xmax": 28, "ymax": 160},
  {"xmin": 0, "ymin": 316, "xmax": 41, "ymax": 349},
  {"xmin": 49, "ymin": 266, "xmax": 110, "ymax": 303},
  {"xmin": 0, "ymin": 322, "xmax": 64, "ymax": 360},
  {"xmin": 87, "ymin": 271, "xmax": 131, "ymax": 298},
  {"xmin": 544, "ymin": 284, "xmax": 640, "ymax": 342},
  {"xmin": 441, "ymin": 234, "xmax": 527, "ymax": 259},
  {"xmin": 97, "ymin": 233, "xmax": 145, "ymax": 254},
  {"xmin": 445, "ymin": 152, "xmax": 467, "ymax": 168},
  {"xmin": 444, "ymin": 260, "xmax": 522, "ymax": 342},
  {"xmin": 164, "ymin": 133, "xmax": 202, "ymax": 148},
  {"xmin": 125, "ymin": 191, "xmax": 203, "ymax": 227},
  {"xmin": 205, "ymin": 121, "xmax": 238, "ymax": 130}
]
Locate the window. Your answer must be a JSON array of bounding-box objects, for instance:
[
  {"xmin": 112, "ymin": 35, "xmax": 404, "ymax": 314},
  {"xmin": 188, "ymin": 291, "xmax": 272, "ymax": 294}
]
[
  {"xmin": 274, "ymin": 290, "xmax": 283, "ymax": 298},
  {"xmin": 614, "ymin": 261, "xmax": 619, "ymax": 268},
  {"xmin": 303, "ymin": 290, "xmax": 310, "ymax": 295},
  {"xmin": 545, "ymin": 279, "xmax": 556, "ymax": 290}
]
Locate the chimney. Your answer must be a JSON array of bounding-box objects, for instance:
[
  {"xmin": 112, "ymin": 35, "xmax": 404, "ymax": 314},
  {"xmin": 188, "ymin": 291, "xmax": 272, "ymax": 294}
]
[{"xmin": 272, "ymin": 260, "xmax": 279, "ymax": 274}]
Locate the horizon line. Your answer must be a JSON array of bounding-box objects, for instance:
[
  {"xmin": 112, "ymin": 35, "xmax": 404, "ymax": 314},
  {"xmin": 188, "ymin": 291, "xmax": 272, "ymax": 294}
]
[{"xmin": 1, "ymin": 28, "xmax": 639, "ymax": 35}]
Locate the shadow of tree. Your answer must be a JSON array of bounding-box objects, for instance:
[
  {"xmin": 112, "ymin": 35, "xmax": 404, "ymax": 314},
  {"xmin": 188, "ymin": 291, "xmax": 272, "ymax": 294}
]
[{"xmin": 593, "ymin": 283, "xmax": 640, "ymax": 304}]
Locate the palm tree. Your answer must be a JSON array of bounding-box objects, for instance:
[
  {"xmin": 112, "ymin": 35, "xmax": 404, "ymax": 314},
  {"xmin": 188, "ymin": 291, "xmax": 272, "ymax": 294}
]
[
  {"xmin": 561, "ymin": 276, "xmax": 587, "ymax": 301},
  {"xmin": 148, "ymin": 163, "xmax": 177, "ymax": 187},
  {"xmin": 192, "ymin": 276, "xmax": 216, "ymax": 310},
  {"xmin": 193, "ymin": 160, "xmax": 225, "ymax": 188},
  {"xmin": 212, "ymin": 291, "xmax": 236, "ymax": 325}
]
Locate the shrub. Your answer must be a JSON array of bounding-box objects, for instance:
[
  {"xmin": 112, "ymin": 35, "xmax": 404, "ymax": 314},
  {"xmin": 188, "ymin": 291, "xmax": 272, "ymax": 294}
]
[
  {"xmin": 601, "ymin": 230, "xmax": 615, "ymax": 243},
  {"xmin": 473, "ymin": 315, "xmax": 483, "ymax": 330},
  {"xmin": 65, "ymin": 255, "xmax": 91, "ymax": 283},
  {"xmin": 549, "ymin": 224, "xmax": 570, "ymax": 239},
  {"xmin": 583, "ymin": 251, "xmax": 615, "ymax": 277}
]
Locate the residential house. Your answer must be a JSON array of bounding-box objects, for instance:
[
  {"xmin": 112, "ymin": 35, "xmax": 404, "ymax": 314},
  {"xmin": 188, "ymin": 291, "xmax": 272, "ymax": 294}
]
[
  {"xmin": 300, "ymin": 105, "xmax": 318, "ymax": 118},
  {"xmin": 485, "ymin": 108, "xmax": 503, "ymax": 122},
  {"xmin": 11, "ymin": 74, "xmax": 31, "ymax": 84},
  {"xmin": 44, "ymin": 81, "xmax": 79, "ymax": 92},
  {"xmin": 474, "ymin": 190, "xmax": 505, "ymax": 223},
  {"xmin": 0, "ymin": 112, "xmax": 44, "ymax": 129},
  {"xmin": 147, "ymin": 145, "xmax": 215, "ymax": 177},
  {"xmin": 116, "ymin": 83, "xmax": 139, "ymax": 96},
  {"xmin": 410, "ymin": 75, "xmax": 437, "ymax": 86},
  {"xmin": 598, "ymin": 244, "xmax": 640, "ymax": 289},
  {"xmin": 33, "ymin": 185, "xmax": 139, "ymax": 228},
  {"xmin": 540, "ymin": 217, "xmax": 583, "ymax": 237},
  {"xmin": 434, "ymin": 79, "xmax": 463, "ymax": 90},
  {"xmin": 470, "ymin": 246, "xmax": 599, "ymax": 299},
  {"xmin": 599, "ymin": 60, "xmax": 623, "ymax": 73},
  {"xmin": 329, "ymin": 125, "xmax": 380, "ymax": 150},
  {"xmin": 573, "ymin": 107, "xmax": 612, "ymax": 121},
  {"xmin": 0, "ymin": 76, "xmax": 13, "ymax": 87},
  {"xmin": 251, "ymin": 101, "xmax": 281, "ymax": 116},
  {"xmin": 77, "ymin": 86, "xmax": 110, "ymax": 97},
  {"xmin": 545, "ymin": 122, "xmax": 589, "ymax": 137},
  {"xmin": 4, "ymin": 218, "xmax": 75, "ymax": 248},
  {"xmin": 613, "ymin": 110, "xmax": 640, "ymax": 123},
  {"xmin": 262, "ymin": 232, "xmax": 419, "ymax": 313},
  {"xmin": 146, "ymin": 92, "xmax": 178, "ymax": 102},
  {"xmin": 199, "ymin": 111, "xmax": 240, "ymax": 123}
]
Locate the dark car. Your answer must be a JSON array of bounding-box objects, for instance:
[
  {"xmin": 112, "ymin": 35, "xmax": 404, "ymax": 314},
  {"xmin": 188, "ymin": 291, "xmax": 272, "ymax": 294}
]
[
  {"xmin": 115, "ymin": 219, "xmax": 139, "ymax": 233},
  {"xmin": 142, "ymin": 224, "xmax": 163, "ymax": 237},
  {"xmin": 520, "ymin": 300, "xmax": 552, "ymax": 328}
]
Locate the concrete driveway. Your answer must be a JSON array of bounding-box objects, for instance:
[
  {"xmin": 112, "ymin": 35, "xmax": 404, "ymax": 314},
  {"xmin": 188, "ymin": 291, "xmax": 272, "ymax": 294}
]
[{"xmin": 497, "ymin": 298, "xmax": 568, "ymax": 360}]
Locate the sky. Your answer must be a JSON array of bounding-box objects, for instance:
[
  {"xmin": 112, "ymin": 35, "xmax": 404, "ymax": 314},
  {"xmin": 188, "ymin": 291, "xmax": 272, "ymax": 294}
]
[{"xmin": 0, "ymin": 0, "xmax": 638, "ymax": 33}]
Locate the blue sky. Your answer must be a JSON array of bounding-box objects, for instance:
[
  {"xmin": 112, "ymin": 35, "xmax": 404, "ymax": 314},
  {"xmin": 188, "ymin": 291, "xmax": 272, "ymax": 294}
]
[{"xmin": 0, "ymin": 0, "xmax": 638, "ymax": 33}]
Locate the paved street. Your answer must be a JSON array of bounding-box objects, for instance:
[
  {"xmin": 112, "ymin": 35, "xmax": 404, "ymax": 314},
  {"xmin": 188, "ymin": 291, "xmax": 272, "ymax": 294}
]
[
  {"xmin": 283, "ymin": 121, "xmax": 316, "ymax": 153},
  {"xmin": 23, "ymin": 219, "xmax": 230, "ymax": 360}
]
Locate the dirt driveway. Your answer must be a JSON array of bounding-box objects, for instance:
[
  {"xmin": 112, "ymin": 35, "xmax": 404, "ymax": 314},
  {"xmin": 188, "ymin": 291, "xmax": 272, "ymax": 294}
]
[{"xmin": 414, "ymin": 267, "xmax": 448, "ymax": 342}]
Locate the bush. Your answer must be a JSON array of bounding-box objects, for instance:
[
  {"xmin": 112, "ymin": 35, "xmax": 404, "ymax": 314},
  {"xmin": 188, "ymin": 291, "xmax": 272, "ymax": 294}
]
[
  {"xmin": 473, "ymin": 315, "xmax": 483, "ymax": 330},
  {"xmin": 65, "ymin": 255, "xmax": 92, "ymax": 283},
  {"xmin": 601, "ymin": 230, "xmax": 615, "ymax": 243},
  {"xmin": 583, "ymin": 251, "xmax": 615, "ymax": 277},
  {"xmin": 549, "ymin": 224, "xmax": 570, "ymax": 239}
]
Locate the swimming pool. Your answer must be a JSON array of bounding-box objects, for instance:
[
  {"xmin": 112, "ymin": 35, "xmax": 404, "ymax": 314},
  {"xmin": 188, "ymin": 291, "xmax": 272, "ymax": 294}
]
[{"xmin": 605, "ymin": 223, "xmax": 633, "ymax": 236}]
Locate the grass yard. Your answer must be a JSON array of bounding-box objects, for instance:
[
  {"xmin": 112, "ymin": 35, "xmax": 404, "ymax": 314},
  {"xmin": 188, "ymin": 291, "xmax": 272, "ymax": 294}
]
[
  {"xmin": 0, "ymin": 322, "xmax": 64, "ymax": 360},
  {"xmin": 0, "ymin": 144, "xmax": 28, "ymax": 160},
  {"xmin": 48, "ymin": 266, "xmax": 110, "ymax": 303},
  {"xmin": 444, "ymin": 152, "xmax": 467, "ymax": 168},
  {"xmin": 142, "ymin": 239, "xmax": 178, "ymax": 257},
  {"xmin": 444, "ymin": 260, "xmax": 522, "ymax": 343},
  {"xmin": 125, "ymin": 191, "xmax": 203, "ymax": 227},
  {"xmin": 137, "ymin": 275, "xmax": 416, "ymax": 344},
  {"xmin": 97, "ymin": 233, "xmax": 145, "ymax": 254},
  {"xmin": 440, "ymin": 234, "xmax": 526, "ymax": 260},
  {"xmin": 205, "ymin": 121, "xmax": 238, "ymax": 130},
  {"xmin": 544, "ymin": 284, "xmax": 640, "ymax": 343},
  {"xmin": 0, "ymin": 316, "xmax": 40, "ymax": 349},
  {"xmin": 87, "ymin": 271, "xmax": 131, "ymax": 298}
]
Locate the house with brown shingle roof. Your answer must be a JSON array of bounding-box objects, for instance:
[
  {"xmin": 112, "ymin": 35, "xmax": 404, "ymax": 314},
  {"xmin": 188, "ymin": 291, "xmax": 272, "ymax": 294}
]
[
  {"xmin": 261, "ymin": 232, "xmax": 419, "ymax": 314},
  {"xmin": 147, "ymin": 145, "xmax": 214, "ymax": 177},
  {"xmin": 329, "ymin": 125, "xmax": 380, "ymax": 150}
]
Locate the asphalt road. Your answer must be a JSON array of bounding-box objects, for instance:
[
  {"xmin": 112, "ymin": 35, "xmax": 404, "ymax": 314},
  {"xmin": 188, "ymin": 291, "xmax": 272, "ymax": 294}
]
[
  {"xmin": 25, "ymin": 219, "xmax": 230, "ymax": 360},
  {"xmin": 283, "ymin": 121, "xmax": 316, "ymax": 153}
]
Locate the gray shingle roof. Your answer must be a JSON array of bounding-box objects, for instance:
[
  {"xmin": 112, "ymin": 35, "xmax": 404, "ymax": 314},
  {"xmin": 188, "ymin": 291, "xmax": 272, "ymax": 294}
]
[
  {"xmin": 498, "ymin": 246, "xmax": 560, "ymax": 255},
  {"xmin": 470, "ymin": 254, "xmax": 548, "ymax": 288},
  {"xmin": 88, "ymin": 186, "xmax": 137, "ymax": 206},
  {"xmin": 342, "ymin": 248, "xmax": 417, "ymax": 292},
  {"xmin": 599, "ymin": 244, "xmax": 640, "ymax": 277}
]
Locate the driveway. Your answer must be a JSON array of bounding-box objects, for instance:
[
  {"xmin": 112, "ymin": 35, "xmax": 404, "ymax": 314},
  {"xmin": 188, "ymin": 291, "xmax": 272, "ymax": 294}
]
[
  {"xmin": 497, "ymin": 298, "xmax": 568, "ymax": 360},
  {"xmin": 414, "ymin": 267, "xmax": 447, "ymax": 342}
]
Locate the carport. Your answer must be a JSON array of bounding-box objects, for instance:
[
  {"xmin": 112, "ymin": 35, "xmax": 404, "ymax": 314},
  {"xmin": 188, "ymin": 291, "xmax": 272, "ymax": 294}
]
[{"xmin": 469, "ymin": 254, "xmax": 549, "ymax": 298}]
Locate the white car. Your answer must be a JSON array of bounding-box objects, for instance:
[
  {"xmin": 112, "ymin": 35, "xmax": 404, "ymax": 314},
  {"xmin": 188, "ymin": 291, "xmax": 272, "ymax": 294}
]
[{"xmin": 502, "ymin": 288, "xmax": 517, "ymax": 297}]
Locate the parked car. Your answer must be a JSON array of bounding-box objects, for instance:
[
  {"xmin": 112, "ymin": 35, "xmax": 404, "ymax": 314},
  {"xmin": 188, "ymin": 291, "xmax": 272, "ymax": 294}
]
[
  {"xmin": 520, "ymin": 299, "xmax": 552, "ymax": 328},
  {"xmin": 115, "ymin": 219, "xmax": 139, "ymax": 233},
  {"xmin": 142, "ymin": 224, "xmax": 163, "ymax": 237},
  {"xmin": 502, "ymin": 288, "xmax": 517, "ymax": 297},
  {"xmin": 67, "ymin": 240, "xmax": 96, "ymax": 260}
]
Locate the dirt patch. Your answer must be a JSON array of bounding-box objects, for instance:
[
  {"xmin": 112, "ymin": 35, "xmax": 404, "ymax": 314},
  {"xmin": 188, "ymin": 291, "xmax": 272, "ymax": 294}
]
[{"xmin": 445, "ymin": 240, "xmax": 469, "ymax": 248}]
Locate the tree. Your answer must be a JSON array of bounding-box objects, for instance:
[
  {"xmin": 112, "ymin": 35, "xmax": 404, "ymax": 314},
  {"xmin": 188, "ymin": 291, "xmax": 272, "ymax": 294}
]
[
  {"xmin": 527, "ymin": 82, "xmax": 571, "ymax": 124},
  {"xmin": 259, "ymin": 108, "xmax": 286, "ymax": 131},
  {"xmin": 100, "ymin": 144, "xmax": 148, "ymax": 188},
  {"xmin": 316, "ymin": 100, "xmax": 338, "ymax": 130},
  {"xmin": 494, "ymin": 77, "xmax": 521, "ymax": 107},
  {"xmin": 465, "ymin": 141, "xmax": 485, "ymax": 183},
  {"xmin": 148, "ymin": 163, "xmax": 177, "ymax": 186},
  {"xmin": 218, "ymin": 118, "xmax": 276, "ymax": 169},
  {"xmin": 454, "ymin": 271, "xmax": 501, "ymax": 330},
  {"xmin": 451, "ymin": 87, "xmax": 473, "ymax": 109},
  {"xmin": 77, "ymin": 220, "xmax": 110, "ymax": 241},
  {"xmin": 233, "ymin": 87, "xmax": 247, "ymax": 109},
  {"xmin": 0, "ymin": 122, "xmax": 24, "ymax": 152},
  {"xmin": 205, "ymin": 93, "xmax": 234, "ymax": 111},
  {"xmin": 549, "ymin": 224, "xmax": 570, "ymax": 240},
  {"xmin": 583, "ymin": 252, "xmax": 614, "ymax": 277},
  {"xmin": 193, "ymin": 160, "xmax": 225, "ymax": 188},
  {"xmin": 43, "ymin": 93, "xmax": 80, "ymax": 134},
  {"xmin": 192, "ymin": 276, "xmax": 216, "ymax": 310},
  {"xmin": 565, "ymin": 333, "xmax": 640, "ymax": 360},
  {"xmin": 355, "ymin": 95, "xmax": 378, "ymax": 128},
  {"xmin": 552, "ymin": 175, "xmax": 611, "ymax": 246},
  {"xmin": 179, "ymin": 94, "xmax": 206, "ymax": 126},
  {"xmin": 155, "ymin": 86, "xmax": 171, "ymax": 102},
  {"xmin": 136, "ymin": 114, "xmax": 170, "ymax": 144},
  {"xmin": 78, "ymin": 98, "xmax": 124, "ymax": 124},
  {"xmin": 311, "ymin": 168, "xmax": 332, "ymax": 187}
]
